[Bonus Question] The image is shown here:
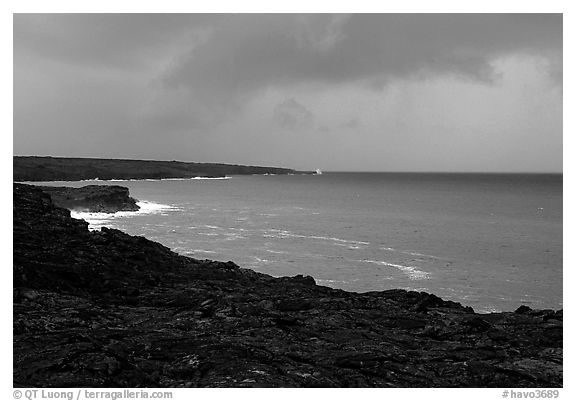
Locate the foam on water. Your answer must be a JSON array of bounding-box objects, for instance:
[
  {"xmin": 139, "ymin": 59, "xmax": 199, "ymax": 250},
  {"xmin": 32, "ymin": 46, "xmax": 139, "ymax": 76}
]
[
  {"xmin": 360, "ymin": 259, "xmax": 431, "ymax": 280},
  {"xmin": 187, "ymin": 249, "xmax": 217, "ymax": 255},
  {"xmin": 146, "ymin": 177, "xmax": 231, "ymax": 181},
  {"xmin": 380, "ymin": 246, "xmax": 442, "ymax": 260},
  {"xmin": 70, "ymin": 200, "xmax": 179, "ymax": 230},
  {"xmin": 316, "ymin": 279, "xmax": 348, "ymax": 285},
  {"xmin": 93, "ymin": 177, "xmax": 232, "ymax": 182},
  {"xmin": 224, "ymin": 233, "xmax": 247, "ymax": 240},
  {"xmin": 262, "ymin": 228, "xmax": 370, "ymax": 247}
]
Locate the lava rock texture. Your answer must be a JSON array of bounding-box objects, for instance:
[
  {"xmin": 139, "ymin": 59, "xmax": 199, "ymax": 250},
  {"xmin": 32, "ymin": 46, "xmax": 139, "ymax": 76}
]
[
  {"xmin": 38, "ymin": 185, "xmax": 139, "ymax": 213},
  {"xmin": 13, "ymin": 183, "xmax": 562, "ymax": 387}
]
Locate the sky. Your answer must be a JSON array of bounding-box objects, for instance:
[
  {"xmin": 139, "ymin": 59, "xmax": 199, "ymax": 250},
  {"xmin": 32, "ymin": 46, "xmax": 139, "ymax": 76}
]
[{"xmin": 13, "ymin": 13, "xmax": 563, "ymax": 172}]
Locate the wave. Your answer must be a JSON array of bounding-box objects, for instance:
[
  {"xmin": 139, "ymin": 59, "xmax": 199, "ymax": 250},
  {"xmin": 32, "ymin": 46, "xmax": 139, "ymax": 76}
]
[
  {"xmin": 263, "ymin": 229, "xmax": 369, "ymax": 246},
  {"xmin": 359, "ymin": 259, "xmax": 431, "ymax": 280},
  {"xmin": 150, "ymin": 177, "xmax": 231, "ymax": 181},
  {"xmin": 18, "ymin": 176, "xmax": 231, "ymax": 185},
  {"xmin": 224, "ymin": 233, "xmax": 247, "ymax": 240},
  {"xmin": 265, "ymin": 249, "xmax": 287, "ymax": 254},
  {"xmin": 72, "ymin": 177, "xmax": 232, "ymax": 182},
  {"xmin": 70, "ymin": 200, "xmax": 180, "ymax": 230},
  {"xmin": 253, "ymin": 256, "xmax": 271, "ymax": 264},
  {"xmin": 316, "ymin": 279, "xmax": 348, "ymax": 285},
  {"xmin": 186, "ymin": 249, "xmax": 217, "ymax": 255},
  {"xmin": 137, "ymin": 200, "xmax": 180, "ymax": 213},
  {"xmin": 380, "ymin": 246, "xmax": 440, "ymax": 260}
]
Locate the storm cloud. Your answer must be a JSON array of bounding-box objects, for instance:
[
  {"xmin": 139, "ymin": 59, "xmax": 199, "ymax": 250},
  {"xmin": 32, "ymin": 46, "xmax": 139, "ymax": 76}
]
[
  {"xmin": 13, "ymin": 13, "xmax": 562, "ymax": 172},
  {"xmin": 165, "ymin": 14, "xmax": 561, "ymax": 92}
]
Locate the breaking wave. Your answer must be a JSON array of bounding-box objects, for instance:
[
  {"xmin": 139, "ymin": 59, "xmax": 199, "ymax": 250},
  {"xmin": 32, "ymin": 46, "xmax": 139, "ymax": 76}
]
[
  {"xmin": 359, "ymin": 259, "xmax": 431, "ymax": 280},
  {"xmin": 70, "ymin": 201, "xmax": 180, "ymax": 230},
  {"xmin": 262, "ymin": 229, "xmax": 369, "ymax": 247}
]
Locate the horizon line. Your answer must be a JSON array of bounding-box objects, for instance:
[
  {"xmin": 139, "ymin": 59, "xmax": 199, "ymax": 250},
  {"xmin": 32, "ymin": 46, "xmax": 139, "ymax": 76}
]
[{"xmin": 13, "ymin": 155, "xmax": 562, "ymax": 175}]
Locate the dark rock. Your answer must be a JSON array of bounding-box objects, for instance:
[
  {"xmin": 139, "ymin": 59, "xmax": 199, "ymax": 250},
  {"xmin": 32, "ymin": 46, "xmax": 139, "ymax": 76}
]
[
  {"xmin": 277, "ymin": 298, "xmax": 313, "ymax": 312},
  {"xmin": 290, "ymin": 275, "xmax": 316, "ymax": 286},
  {"xmin": 395, "ymin": 318, "xmax": 427, "ymax": 330},
  {"xmin": 38, "ymin": 185, "xmax": 139, "ymax": 213},
  {"xmin": 462, "ymin": 316, "xmax": 492, "ymax": 332},
  {"xmin": 272, "ymin": 316, "xmax": 301, "ymax": 327},
  {"xmin": 334, "ymin": 352, "xmax": 382, "ymax": 369},
  {"xmin": 515, "ymin": 305, "xmax": 532, "ymax": 314}
]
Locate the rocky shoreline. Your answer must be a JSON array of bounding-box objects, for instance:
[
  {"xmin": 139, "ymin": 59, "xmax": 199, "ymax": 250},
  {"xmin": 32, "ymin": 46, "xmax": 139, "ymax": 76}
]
[
  {"xmin": 37, "ymin": 185, "xmax": 140, "ymax": 213},
  {"xmin": 13, "ymin": 183, "xmax": 562, "ymax": 387}
]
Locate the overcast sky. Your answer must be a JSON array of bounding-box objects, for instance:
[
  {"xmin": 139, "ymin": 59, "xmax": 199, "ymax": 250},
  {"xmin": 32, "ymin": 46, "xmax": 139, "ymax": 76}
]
[{"xmin": 13, "ymin": 14, "xmax": 562, "ymax": 172}]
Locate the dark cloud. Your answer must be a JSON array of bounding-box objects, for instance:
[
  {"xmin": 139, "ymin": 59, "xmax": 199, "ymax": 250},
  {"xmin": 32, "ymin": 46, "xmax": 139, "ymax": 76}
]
[
  {"xmin": 14, "ymin": 14, "xmax": 561, "ymax": 92},
  {"xmin": 13, "ymin": 14, "xmax": 562, "ymax": 172},
  {"xmin": 163, "ymin": 14, "xmax": 562, "ymax": 98},
  {"xmin": 273, "ymin": 98, "xmax": 314, "ymax": 130},
  {"xmin": 14, "ymin": 13, "xmax": 562, "ymax": 125}
]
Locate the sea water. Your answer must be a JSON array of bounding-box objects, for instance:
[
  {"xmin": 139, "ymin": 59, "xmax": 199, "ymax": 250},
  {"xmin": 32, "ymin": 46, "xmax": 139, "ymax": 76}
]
[{"xmin": 35, "ymin": 173, "xmax": 562, "ymax": 313}]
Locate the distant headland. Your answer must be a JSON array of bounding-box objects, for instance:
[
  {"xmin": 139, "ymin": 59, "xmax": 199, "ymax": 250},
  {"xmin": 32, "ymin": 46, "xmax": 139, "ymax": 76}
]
[{"xmin": 13, "ymin": 156, "xmax": 312, "ymax": 182}]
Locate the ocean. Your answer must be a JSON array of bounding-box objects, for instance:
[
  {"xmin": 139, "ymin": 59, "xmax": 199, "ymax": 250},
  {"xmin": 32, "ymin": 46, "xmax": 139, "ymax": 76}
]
[{"xmin": 36, "ymin": 172, "xmax": 562, "ymax": 313}]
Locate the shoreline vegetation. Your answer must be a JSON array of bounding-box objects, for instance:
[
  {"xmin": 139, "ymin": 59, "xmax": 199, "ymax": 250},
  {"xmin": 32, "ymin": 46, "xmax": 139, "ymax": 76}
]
[
  {"xmin": 13, "ymin": 156, "xmax": 312, "ymax": 182},
  {"xmin": 13, "ymin": 183, "xmax": 562, "ymax": 387}
]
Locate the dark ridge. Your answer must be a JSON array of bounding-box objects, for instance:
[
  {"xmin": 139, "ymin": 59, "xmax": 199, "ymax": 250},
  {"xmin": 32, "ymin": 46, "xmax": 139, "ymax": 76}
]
[
  {"xmin": 13, "ymin": 183, "xmax": 562, "ymax": 388},
  {"xmin": 14, "ymin": 156, "xmax": 313, "ymax": 182}
]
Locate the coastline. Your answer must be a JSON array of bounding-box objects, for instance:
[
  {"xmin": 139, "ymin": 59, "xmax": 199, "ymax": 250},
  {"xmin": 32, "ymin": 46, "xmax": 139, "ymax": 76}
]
[
  {"xmin": 13, "ymin": 156, "xmax": 312, "ymax": 182},
  {"xmin": 13, "ymin": 183, "xmax": 563, "ymax": 387}
]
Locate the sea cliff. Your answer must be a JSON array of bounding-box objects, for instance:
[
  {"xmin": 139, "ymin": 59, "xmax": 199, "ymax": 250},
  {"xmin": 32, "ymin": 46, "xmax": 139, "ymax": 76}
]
[
  {"xmin": 13, "ymin": 183, "xmax": 562, "ymax": 387},
  {"xmin": 37, "ymin": 185, "xmax": 140, "ymax": 213}
]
